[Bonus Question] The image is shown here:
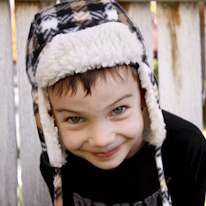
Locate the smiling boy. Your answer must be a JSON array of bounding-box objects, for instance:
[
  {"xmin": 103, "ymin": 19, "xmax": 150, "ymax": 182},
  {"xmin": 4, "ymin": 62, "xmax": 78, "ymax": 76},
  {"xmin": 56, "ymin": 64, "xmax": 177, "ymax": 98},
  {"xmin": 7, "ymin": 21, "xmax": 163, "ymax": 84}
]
[
  {"xmin": 48, "ymin": 65, "xmax": 144, "ymax": 170},
  {"xmin": 26, "ymin": 0, "xmax": 206, "ymax": 206}
]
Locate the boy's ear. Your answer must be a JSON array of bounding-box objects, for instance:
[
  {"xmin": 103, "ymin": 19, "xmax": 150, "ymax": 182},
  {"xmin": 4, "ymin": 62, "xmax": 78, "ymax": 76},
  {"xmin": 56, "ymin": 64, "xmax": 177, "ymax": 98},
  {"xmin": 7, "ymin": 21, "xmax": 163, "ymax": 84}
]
[{"xmin": 140, "ymin": 88, "xmax": 146, "ymax": 108}]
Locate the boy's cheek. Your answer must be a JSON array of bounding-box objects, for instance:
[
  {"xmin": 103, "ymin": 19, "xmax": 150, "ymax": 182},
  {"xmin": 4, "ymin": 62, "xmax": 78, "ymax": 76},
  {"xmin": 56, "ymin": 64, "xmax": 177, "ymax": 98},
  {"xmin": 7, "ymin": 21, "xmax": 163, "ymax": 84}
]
[
  {"xmin": 58, "ymin": 130, "xmax": 85, "ymax": 150},
  {"xmin": 112, "ymin": 116, "xmax": 144, "ymax": 140},
  {"xmin": 121, "ymin": 122, "xmax": 144, "ymax": 139}
]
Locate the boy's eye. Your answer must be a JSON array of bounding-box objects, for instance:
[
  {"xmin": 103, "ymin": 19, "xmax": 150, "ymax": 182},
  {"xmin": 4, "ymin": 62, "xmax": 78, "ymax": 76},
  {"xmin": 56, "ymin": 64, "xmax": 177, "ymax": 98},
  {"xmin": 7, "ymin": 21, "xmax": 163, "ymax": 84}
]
[
  {"xmin": 112, "ymin": 106, "xmax": 126, "ymax": 115},
  {"xmin": 67, "ymin": 117, "xmax": 83, "ymax": 124}
]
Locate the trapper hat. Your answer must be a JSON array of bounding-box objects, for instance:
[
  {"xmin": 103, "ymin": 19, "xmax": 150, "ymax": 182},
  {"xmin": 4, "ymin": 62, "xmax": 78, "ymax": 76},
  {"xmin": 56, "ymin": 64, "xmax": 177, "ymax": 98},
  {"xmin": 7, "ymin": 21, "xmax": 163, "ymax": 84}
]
[{"xmin": 26, "ymin": 0, "xmax": 171, "ymax": 205}]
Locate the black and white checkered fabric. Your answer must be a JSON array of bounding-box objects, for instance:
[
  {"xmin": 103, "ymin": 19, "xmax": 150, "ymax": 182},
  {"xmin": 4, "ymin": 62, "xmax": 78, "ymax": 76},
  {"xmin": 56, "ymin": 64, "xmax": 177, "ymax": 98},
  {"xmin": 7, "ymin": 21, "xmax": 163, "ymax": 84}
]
[{"xmin": 26, "ymin": 0, "xmax": 146, "ymax": 86}]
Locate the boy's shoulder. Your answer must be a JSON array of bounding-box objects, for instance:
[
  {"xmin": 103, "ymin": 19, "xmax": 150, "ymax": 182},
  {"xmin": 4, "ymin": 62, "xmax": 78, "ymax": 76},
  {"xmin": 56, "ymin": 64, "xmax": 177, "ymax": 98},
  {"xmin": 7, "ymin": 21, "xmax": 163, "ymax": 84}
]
[
  {"xmin": 162, "ymin": 110, "xmax": 205, "ymax": 146},
  {"xmin": 161, "ymin": 110, "xmax": 206, "ymax": 168},
  {"xmin": 161, "ymin": 111, "xmax": 206, "ymax": 206}
]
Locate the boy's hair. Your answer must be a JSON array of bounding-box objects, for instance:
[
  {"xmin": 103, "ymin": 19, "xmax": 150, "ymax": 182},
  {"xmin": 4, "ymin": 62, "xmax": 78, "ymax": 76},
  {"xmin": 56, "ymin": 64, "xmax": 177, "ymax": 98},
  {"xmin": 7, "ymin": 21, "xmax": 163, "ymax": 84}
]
[{"xmin": 49, "ymin": 65, "xmax": 139, "ymax": 96}]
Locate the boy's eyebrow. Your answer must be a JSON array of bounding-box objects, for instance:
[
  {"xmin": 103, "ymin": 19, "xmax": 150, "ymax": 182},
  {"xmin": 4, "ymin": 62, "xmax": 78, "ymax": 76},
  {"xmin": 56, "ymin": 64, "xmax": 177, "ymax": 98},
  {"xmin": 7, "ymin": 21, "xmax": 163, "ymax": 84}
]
[
  {"xmin": 54, "ymin": 108, "xmax": 82, "ymax": 114},
  {"xmin": 108, "ymin": 94, "xmax": 133, "ymax": 108},
  {"xmin": 54, "ymin": 94, "xmax": 133, "ymax": 113}
]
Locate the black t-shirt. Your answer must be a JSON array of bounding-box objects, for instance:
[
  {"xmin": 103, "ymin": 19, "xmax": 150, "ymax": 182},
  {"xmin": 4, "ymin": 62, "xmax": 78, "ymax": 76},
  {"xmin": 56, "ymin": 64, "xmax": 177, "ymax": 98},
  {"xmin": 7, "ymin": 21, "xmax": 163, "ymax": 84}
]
[
  {"xmin": 161, "ymin": 111, "xmax": 206, "ymax": 206},
  {"xmin": 40, "ymin": 111, "xmax": 206, "ymax": 206},
  {"xmin": 61, "ymin": 142, "xmax": 162, "ymax": 206}
]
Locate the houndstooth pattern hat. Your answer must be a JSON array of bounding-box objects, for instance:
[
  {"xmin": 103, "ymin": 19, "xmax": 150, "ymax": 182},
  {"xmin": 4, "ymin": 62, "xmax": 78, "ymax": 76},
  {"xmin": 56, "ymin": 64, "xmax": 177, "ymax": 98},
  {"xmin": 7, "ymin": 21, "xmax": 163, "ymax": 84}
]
[{"xmin": 26, "ymin": 1, "xmax": 171, "ymax": 205}]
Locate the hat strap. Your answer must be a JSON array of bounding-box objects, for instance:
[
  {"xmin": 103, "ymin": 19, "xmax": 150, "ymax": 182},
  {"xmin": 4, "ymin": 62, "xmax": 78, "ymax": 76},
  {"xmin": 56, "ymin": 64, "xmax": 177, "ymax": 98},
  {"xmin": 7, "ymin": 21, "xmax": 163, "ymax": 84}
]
[
  {"xmin": 54, "ymin": 168, "xmax": 63, "ymax": 206},
  {"xmin": 155, "ymin": 146, "xmax": 172, "ymax": 206}
]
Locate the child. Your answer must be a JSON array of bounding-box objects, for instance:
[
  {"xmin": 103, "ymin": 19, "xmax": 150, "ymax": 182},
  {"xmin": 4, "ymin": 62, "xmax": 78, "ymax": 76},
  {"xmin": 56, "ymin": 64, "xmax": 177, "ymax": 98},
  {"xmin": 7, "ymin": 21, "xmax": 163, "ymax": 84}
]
[{"xmin": 26, "ymin": 0, "xmax": 206, "ymax": 205}]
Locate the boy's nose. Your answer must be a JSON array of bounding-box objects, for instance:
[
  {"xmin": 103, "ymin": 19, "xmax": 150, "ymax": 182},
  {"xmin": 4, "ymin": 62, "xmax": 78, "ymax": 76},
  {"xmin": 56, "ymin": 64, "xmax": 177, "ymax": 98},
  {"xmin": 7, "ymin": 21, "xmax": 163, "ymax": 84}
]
[{"xmin": 88, "ymin": 122, "xmax": 115, "ymax": 147}]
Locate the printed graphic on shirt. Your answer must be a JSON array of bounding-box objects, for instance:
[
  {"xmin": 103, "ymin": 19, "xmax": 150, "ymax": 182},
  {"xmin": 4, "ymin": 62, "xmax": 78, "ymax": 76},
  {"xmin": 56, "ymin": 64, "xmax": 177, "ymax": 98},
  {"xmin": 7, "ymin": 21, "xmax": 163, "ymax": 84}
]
[{"xmin": 73, "ymin": 189, "xmax": 162, "ymax": 206}]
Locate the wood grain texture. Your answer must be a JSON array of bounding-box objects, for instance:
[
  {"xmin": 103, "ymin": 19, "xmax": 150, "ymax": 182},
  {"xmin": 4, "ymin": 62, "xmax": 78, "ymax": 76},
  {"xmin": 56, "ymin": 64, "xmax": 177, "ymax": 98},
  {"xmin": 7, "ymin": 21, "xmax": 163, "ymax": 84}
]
[
  {"xmin": 204, "ymin": 3, "xmax": 206, "ymax": 123},
  {"xmin": 126, "ymin": 2, "xmax": 153, "ymax": 69},
  {"xmin": 15, "ymin": 2, "xmax": 54, "ymax": 206},
  {"xmin": 202, "ymin": 2, "xmax": 206, "ymax": 122},
  {"xmin": 157, "ymin": 2, "xmax": 203, "ymax": 129},
  {"xmin": 0, "ymin": 1, "xmax": 18, "ymax": 206}
]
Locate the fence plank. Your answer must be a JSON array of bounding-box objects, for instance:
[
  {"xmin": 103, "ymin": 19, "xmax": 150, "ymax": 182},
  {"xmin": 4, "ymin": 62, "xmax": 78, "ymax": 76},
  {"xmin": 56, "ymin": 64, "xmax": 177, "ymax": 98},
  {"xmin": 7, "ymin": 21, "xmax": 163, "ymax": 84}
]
[
  {"xmin": 15, "ymin": 2, "xmax": 54, "ymax": 206},
  {"xmin": 200, "ymin": 2, "xmax": 206, "ymax": 107},
  {"xmin": 0, "ymin": 1, "xmax": 18, "ymax": 206},
  {"xmin": 157, "ymin": 2, "xmax": 203, "ymax": 129},
  {"xmin": 204, "ymin": 3, "xmax": 206, "ymax": 124},
  {"xmin": 126, "ymin": 2, "xmax": 153, "ymax": 69}
]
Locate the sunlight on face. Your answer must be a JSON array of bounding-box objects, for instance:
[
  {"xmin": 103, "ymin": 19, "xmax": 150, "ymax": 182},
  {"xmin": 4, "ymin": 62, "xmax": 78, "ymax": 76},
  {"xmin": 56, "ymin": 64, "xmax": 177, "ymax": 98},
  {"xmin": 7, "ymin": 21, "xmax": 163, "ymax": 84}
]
[{"xmin": 48, "ymin": 66, "xmax": 144, "ymax": 170}]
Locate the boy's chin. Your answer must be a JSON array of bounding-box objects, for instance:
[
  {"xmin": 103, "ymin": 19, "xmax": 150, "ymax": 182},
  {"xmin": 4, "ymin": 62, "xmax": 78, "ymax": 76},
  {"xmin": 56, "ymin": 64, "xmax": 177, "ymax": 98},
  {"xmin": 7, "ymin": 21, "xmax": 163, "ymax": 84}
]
[
  {"xmin": 91, "ymin": 162, "xmax": 121, "ymax": 170},
  {"xmin": 86, "ymin": 157, "xmax": 124, "ymax": 170}
]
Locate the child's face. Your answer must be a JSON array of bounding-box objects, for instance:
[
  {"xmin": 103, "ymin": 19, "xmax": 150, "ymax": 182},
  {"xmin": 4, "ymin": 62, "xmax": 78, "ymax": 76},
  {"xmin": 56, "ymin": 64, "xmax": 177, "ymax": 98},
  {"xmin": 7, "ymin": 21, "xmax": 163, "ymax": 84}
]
[{"xmin": 48, "ymin": 67, "xmax": 144, "ymax": 170}]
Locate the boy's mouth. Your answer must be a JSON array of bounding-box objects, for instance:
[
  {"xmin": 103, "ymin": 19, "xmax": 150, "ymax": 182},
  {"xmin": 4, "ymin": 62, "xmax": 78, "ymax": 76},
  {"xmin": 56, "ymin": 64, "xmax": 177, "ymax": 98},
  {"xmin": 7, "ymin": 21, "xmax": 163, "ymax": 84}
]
[{"xmin": 91, "ymin": 145, "xmax": 121, "ymax": 159}]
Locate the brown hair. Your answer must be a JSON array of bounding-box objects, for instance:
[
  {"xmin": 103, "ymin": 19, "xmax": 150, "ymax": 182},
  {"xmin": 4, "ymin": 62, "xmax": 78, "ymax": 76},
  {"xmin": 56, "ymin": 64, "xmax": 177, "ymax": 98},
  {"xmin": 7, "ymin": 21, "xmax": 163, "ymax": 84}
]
[{"xmin": 48, "ymin": 65, "xmax": 139, "ymax": 96}]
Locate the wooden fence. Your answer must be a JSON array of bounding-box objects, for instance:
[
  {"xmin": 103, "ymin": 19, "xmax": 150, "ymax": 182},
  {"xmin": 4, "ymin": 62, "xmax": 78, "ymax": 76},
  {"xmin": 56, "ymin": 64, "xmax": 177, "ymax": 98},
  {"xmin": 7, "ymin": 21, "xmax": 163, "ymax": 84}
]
[{"xmin": 0, "ymin": 0, "xmax": 205, "ymax": 205}]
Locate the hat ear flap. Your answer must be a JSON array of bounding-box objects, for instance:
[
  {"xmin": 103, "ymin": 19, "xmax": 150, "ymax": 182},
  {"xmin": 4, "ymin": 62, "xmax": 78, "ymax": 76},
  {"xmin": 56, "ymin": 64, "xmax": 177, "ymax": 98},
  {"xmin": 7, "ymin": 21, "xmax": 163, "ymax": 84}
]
[
  {"xmin": 137, "ymin": 62, "xmax": 166, "ymax": 147},
  {"xmin": 38, "ymin": 88, "xmax": 67, "ymax": 167}
]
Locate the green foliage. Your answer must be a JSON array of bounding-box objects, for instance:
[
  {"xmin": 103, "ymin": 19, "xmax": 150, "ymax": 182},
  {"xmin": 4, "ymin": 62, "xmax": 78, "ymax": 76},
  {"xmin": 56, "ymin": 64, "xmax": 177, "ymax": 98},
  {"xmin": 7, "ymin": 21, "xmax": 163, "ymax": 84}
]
[
  {"xmin": 205, "ymin": 193, "xmax": 206, "ymax": 206},
  {"xmin": 153, "ymin": 58, "xmax": 158, "ymax": 82},
  {"xmin": 19, "ymin": 186, "xmax": 22, "ymax": 206},
  {"xmin": 203, "ymin": 128, "xmax": 206, "ymax": 138}
]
